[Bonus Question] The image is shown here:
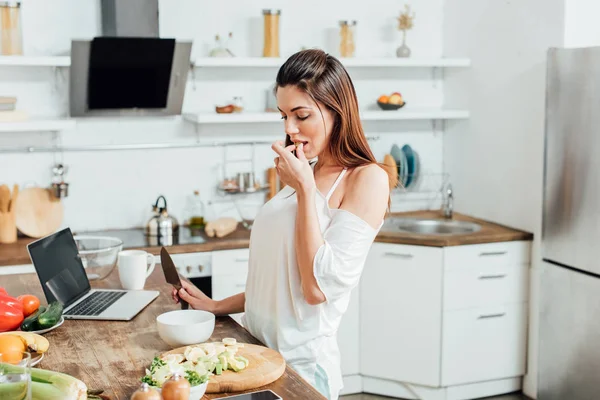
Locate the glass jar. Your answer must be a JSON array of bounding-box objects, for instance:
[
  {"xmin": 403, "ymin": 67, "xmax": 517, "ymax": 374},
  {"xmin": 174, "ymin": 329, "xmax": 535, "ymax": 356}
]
[
  {"xmin": 339, "ymin": 20, "xmax": 357, "ymax": 58},
  {"xmin": 233, "ymin": 96, "xmax": 244, "ymax": 113},
  {"xmin": 185, "ymin": 190, "xmax": 206, "ymax": 229},
  {"xmin": 262, "ymin": 9, "xmax": 281, "ymax": 57},
  {"xmin": 0, "ymin": 1, "xmax": 22, "ymax": 55}
]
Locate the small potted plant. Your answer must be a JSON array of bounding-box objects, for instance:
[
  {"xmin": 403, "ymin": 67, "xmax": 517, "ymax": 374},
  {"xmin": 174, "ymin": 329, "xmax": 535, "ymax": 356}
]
[{"xmin": 396, "ymin": 4, "xmax": 416, "ymax": 58}]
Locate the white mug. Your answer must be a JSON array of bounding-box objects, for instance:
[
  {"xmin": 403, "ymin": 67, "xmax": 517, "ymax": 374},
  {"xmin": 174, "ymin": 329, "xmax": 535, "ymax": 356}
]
[{"xmin": 117, "ymin": 250, "xmax": 156, "ymax": 290}]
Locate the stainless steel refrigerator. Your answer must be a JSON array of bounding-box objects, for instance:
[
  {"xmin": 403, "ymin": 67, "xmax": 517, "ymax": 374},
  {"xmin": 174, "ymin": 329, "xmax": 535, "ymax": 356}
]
[{"xmin": 539, "ymin": 46, "xmax": 600, "ymax": 399}]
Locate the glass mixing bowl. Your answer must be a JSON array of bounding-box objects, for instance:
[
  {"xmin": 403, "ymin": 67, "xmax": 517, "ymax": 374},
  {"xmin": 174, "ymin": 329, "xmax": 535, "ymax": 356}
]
[{"xmin": 73, "ymin": 235, "xmax": 123, "ymax": 281}]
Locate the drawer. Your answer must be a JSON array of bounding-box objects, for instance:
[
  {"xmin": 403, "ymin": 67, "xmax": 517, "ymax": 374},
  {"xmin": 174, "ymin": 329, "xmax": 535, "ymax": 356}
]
[
  {"xmin": 212, "ymin": 272, "xmax": 248, "ymax": 301},
  {"xmin": 212, "ymin": 249, "xmax": 250, "ymax": 276},
  {"xmin": 441, "ymin": 303, "xmax": 528, "ymax": 386},
  {"xmin": 444, "ymin": 241, "xmax": 531, "ymax": 272},
  {"xmin": 444, "ymin": 264, "xmax": 529, "ymax": 310}
]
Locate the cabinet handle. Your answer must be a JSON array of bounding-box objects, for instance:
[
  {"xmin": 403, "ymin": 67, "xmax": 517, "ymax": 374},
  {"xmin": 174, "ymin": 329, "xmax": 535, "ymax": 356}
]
[
  {"xmin": 235, "ymin": 258, "xmax": 249, "ymax": 262},
  {"xmin": 478, "ymin": 274, "xmax": 507, "ymax": 280},
  {"xmin": 477, "ymin": 312, "xmax": 506, "ymax": 319},
  {"xmin": 235, "ymin": 283, "xmax": 245, "ymax": 288},
  {"xmin": 479, "ymin": 251, "xmax": 507, "ymax": 257},
  {"xmin": 384, "ymin": 252, "xmax": 414, "ymax": 259}
]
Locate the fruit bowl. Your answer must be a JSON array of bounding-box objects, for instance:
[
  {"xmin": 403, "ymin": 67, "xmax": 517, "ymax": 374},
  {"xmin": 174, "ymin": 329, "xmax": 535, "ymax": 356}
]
[{"xmin": 377, "ymin": 100, "xmax": 406, "ymax": 110}]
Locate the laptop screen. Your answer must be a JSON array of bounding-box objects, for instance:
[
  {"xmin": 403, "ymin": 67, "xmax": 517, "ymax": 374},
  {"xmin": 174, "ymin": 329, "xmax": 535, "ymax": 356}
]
[{"xmin": 27, "ymin": 228, "xmax": 90, "ymax": 307}]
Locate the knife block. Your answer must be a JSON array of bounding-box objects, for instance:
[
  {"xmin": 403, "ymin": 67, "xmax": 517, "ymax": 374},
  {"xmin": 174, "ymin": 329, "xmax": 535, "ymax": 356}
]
[{"xmin": 0, "ymin": 211, "xmax": 17, "ymax": 243}]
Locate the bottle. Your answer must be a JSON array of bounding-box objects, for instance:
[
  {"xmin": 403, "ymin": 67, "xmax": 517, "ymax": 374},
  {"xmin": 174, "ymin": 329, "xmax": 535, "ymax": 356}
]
[
  {"xmin": 130, "ymin": 382, "xmax": 161, "ymax": 400},
  {"xmin": 160, "ymin": 373, "xmax": 190, "ymax": 400},
  {"xmin": 262, "ymin": 9, "xmax": 281, "ymax": 57},
  {"xmin": 186, "ymin": 190, "xmax": 206, "ymax": 229},
  {"xmin": 339, "ymin": 20, "xmax": 357, "ymax": 58},
  {"xmin": 0, "ymin": 1, "xmax": 23, "ymax": 55}
]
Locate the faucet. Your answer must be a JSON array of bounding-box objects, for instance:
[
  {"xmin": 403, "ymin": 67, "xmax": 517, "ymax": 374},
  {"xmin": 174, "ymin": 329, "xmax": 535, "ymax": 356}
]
[{"xmin": 442, "ymin": 183, "xmax": 453, "ymax": 219}]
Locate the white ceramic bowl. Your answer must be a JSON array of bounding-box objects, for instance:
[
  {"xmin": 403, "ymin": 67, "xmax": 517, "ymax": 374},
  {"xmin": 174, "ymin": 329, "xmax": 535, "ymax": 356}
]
[
  {"xmin": 156, "ymin": 310, "xmax": 216, "ymax": 348},
  {"xmin": 156, "ymin": 382, "xmax": 208, "ymax": 400}
]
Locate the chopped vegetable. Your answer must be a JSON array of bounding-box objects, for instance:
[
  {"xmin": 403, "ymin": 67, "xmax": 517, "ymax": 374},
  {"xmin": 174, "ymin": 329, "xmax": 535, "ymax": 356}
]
[{"xmin": 141, "ymin": 339, "xmax": 250, "ymax": 389}]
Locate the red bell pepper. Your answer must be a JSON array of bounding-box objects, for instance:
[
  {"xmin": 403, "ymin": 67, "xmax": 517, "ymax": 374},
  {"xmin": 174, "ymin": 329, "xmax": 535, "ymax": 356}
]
[{"xmin": 0, "ymin": 294, "xmax": 24, "ymax": 332}]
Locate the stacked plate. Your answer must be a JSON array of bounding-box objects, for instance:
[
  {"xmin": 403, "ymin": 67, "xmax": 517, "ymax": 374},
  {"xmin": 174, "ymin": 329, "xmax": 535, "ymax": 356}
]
[{"xmin": 390, "ymin": 144, "xmax": 420, "ymax": 189}]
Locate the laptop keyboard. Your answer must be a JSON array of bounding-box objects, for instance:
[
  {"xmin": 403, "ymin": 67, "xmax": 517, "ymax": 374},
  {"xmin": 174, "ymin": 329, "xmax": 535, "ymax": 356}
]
[{"xmin": 65, "ymin": 291, "xmax": 127, "ymax": 316}]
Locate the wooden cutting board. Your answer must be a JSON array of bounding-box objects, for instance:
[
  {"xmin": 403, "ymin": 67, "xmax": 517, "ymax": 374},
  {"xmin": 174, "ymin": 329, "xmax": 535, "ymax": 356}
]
[
  {"xmin": 14, "ymin": 187, "xmax": 63, "ymax": 238},
  {"xmin": 163, "ymin": 342, "xmax": 286, "ymax": 393}
]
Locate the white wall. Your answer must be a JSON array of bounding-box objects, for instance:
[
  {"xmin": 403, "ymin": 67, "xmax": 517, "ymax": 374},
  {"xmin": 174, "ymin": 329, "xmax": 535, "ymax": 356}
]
[
  {"xmin": 1, "ymin": 0, "xmax": 448, "ymax": 232},
  {"xmin": 442, "ymin": 1, "xmax": 566, "ymax": 398},
  {"xmin": 564, "ymin": 0, "xmax": 600, "ymax": 47}
]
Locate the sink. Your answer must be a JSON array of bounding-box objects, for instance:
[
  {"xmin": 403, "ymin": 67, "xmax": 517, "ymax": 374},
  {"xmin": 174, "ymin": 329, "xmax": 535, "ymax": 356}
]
[{"xmin": 381, "ymin": 217, "xmax": 482, "ymax": 236}]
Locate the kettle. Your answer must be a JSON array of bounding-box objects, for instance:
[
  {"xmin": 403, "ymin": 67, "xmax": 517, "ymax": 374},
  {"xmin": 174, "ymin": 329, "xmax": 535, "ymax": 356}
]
[{"xmin": 146, "ymin": 195, "xmax": 179, "ymax": 246}]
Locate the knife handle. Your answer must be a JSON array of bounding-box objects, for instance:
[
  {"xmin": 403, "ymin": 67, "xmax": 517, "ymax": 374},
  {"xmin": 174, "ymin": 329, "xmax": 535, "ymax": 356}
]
[{"xmin": 181, "ymin": 299, "xmax": 189, "ymax": 310}]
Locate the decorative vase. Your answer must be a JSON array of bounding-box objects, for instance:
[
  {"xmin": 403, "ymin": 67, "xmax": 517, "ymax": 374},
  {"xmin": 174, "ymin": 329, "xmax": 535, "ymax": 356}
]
[{"xmin": 396, "ymin": 30, "xmax": 411, "ymax": 58}]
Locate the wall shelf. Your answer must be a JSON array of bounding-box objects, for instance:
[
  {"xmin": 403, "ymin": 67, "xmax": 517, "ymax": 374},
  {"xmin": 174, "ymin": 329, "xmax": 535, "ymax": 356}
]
[
  {"xmin": 183, "ymin": 109, "xmax": 469, "ymax": 124},
  {"xmin": 0, "ymin": 56, "xmax": 70, "ymax": 67},
  {"xmin": 193, "ymin": 57, "xmax": 471, "ymax": 68},
  {"xmin": 0, "ymin": 56, "xmax": 470, "ymax": 69},
  {"xmin": 0, "ymin": 119, "xmax": 76, "ymax": 133}
]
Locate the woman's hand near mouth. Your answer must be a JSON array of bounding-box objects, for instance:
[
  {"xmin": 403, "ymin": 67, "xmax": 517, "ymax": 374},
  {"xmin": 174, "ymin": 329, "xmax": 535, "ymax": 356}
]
[{"xmin": 272, "ymin": 140, "xmax": 315, "ymax": 193}]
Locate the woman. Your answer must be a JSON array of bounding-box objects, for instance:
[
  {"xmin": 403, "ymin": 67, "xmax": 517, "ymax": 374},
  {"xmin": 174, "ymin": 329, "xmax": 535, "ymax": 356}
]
[{"xmin": 173, "ymin": 49, "xmax": 391, "ymax": 399}]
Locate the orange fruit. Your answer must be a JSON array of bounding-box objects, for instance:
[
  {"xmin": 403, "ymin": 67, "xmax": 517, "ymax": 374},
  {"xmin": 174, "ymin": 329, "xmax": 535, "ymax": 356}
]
[
  {"xmin": 0, "ymin": 334, "xmax": 26, "ymax": 364},
  {"xmin": 378, "ymin": 95, "xmax": 389, "ymax": 103},
  {"xmin": 388, "ymin": 93, "xmax": 404, "ymax": 105}
]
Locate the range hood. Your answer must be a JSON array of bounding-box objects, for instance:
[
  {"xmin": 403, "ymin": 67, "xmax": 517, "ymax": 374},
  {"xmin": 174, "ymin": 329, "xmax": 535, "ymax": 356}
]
[{"xmin": 69, "ymin": 0, "xmax": 192, "ymax": 117}]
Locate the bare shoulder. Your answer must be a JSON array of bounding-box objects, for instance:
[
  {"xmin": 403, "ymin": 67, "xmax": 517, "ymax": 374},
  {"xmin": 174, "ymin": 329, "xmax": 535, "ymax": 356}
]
[
  {"xmin": 351, "ymin": 164, "xmax": 390, "ymax": 191},
  {"xmin": 340, "ymin": 164, "xmax": 390, "ymax": 229}
]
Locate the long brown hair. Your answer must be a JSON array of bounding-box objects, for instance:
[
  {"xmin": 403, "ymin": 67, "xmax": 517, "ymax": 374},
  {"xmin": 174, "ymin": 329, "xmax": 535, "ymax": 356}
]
[{"xmin": 275, "ymin": 49, "xmax": 396, "ymax": 190}]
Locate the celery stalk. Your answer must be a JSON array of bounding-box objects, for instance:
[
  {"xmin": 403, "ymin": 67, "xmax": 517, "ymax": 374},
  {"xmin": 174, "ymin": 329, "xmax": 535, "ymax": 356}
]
[{"xmin": 0, "ymin": 364, "xmax": 87, "ymax": 400}]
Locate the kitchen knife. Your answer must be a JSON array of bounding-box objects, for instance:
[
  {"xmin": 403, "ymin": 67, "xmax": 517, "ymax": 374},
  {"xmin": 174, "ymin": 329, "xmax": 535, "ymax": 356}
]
[{"xmin": 160, "ymin": 247, "xmax": 189, "ymax": 310}]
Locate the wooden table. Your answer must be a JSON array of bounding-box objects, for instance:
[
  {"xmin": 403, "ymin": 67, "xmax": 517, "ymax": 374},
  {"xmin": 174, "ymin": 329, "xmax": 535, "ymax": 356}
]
[{"xmin": 1, "ymin": 268, "xmax": 326, "ymax": 400}]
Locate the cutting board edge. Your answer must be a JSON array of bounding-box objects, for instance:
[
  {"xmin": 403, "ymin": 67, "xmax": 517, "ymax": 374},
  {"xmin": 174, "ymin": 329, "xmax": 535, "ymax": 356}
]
[{"xmin": 205, "ymin": 361, "xmax": 286, "ymax": 393}]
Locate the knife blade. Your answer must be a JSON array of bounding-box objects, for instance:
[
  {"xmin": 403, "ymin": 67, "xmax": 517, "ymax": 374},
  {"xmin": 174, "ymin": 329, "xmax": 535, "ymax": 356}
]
[{"xmin": 160, "ymin": 247, "xmax": 189, "ymax": 310}]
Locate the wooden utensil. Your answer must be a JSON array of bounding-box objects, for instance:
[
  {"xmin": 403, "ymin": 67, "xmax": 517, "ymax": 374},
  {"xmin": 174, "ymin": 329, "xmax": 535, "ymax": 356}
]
[
  {"xmin": 0, "ymin": 184, "xmax": 16, "ymax": 243},
  {"xmin": 14, "ymin": 186, "xmax": 64, "ymax": 238},
  {"xmin": 0, "ymin": 185, "xmax": 10, "ymax": 212},
  {"xmin": 9, "ymin": 183, "xmax": 18, "ymax": 212},
  {"xmin": 162, "ymin": 342, "xmax": 286, "ymax": 393}
]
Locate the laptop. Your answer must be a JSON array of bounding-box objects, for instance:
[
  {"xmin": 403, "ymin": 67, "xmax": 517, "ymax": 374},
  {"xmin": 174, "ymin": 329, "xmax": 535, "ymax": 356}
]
[{"xmin": 27, "ymin": 227, "xmax": 159, "ymax": 321}]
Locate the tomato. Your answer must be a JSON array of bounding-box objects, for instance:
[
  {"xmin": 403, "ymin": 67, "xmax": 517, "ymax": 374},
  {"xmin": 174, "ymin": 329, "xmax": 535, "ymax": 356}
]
[
  {"xmin": 0, "ymin": 302, "xmax": 24, "ymax": 332},
  {"xmin": 0, "ymin": 287, "xmax": 7, "ymax": 296},
  {"xmin": 17, "ymin": 295, "xmax": 40, "ymax": 317}
]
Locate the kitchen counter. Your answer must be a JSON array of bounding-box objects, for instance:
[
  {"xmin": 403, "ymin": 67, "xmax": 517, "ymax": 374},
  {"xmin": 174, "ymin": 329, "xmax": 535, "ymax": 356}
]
[
  {"xmin": 376, "ymin": 210, "xmax": 534, "ymax": 247},
  {"xmin": 1, "ymin": 267, "xmax": 326, "ymax": 400},
  {"xmin": 0, "ymin": 211, "xmax": 533, "ymax": 267}
]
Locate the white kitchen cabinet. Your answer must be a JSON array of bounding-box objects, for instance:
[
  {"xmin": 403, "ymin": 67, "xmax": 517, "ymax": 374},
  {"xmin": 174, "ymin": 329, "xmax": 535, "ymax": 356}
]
[
  {"xmin": 360, "ymin": 243, "xmax": 444, "ymax": 386},
  {"xmin": 360, "ymin": 240, "xmax": 531, "ymax": 399},
  {"xmin": 212, "ymin": 249, "xmax": 250, "ymax": 325},
  {"xmin": 441, "ymin": 303, "xmax": 528, "ymax": 386}
]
